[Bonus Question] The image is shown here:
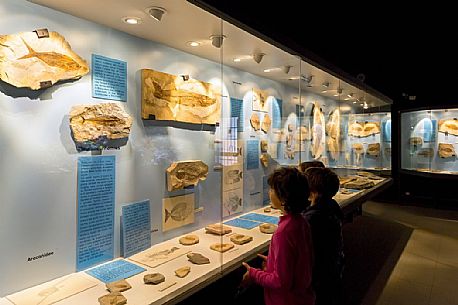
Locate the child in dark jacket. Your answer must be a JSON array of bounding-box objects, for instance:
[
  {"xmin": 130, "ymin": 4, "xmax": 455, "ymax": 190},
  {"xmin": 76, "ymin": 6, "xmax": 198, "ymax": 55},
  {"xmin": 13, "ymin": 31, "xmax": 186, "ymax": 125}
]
[{"xmin": 303, "ymin": 167, "xmax": 344, "ymax": 305}]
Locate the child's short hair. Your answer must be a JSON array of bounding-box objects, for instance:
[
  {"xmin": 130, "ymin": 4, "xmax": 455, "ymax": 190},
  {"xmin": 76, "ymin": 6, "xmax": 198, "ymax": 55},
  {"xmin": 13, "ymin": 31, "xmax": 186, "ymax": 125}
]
[
  {"xmin": 305, "ymin": 167, "xmax": 339, "ymax": 200},
  {"xmin": 267, "ymin": 167, "xmax": 309, "ymax": 214},
  {"xmin": 298, "ymin": 161, "xmax": 325, "ymax": 173}
]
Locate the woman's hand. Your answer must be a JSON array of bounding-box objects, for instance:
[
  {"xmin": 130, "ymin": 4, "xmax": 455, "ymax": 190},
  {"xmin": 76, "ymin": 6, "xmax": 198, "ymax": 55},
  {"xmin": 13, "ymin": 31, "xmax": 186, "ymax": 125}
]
[
  {"xmin": 240, "ymin": 262, "xmax": 252, "ymax": 287},
  {"xmin": 257, "ymin": 254, "xmax": 268, "ymax": 271}
]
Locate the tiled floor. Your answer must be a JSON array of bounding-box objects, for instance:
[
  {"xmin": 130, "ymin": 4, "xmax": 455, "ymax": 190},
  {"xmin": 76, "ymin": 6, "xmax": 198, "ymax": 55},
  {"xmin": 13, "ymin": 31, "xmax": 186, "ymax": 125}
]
[{"xmin": 364, "ymin": 201, "xmax": 458, "ymax": 305}]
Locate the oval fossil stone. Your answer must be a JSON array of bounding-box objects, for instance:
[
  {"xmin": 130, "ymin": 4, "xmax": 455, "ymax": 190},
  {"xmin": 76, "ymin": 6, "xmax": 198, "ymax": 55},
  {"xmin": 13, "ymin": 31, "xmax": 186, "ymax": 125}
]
[
  {"xmin": 144, "ymin": 273, "xmax": 165, "ymax": 285},
  {"xmin": 179, "ymin": 234, "xmax": 199, "ymax": 245},
  {"xmin": 259, "ymin": 223, "xmax": 277, "ymax": 234},
  {"xmin": 98, "ymin": 292, "xmax": 127, "ymax": 305},
  {"xmin": 175, "ymin": 266, "xmax": 191, "ymax": 278},
  {"xmin": 106, "ymin": 279, "xmax": 131, "ymax": 293},
  {"xmin": 187, "ymin": 252, "xmax": 210, "ymax": 265},
  {"xmin": 210, "ymin": 242, "xmax": 234, "ymax": 253},
  {"xmin": 230, "ymin": 234, "xmax": 253, "ymax": 245}
]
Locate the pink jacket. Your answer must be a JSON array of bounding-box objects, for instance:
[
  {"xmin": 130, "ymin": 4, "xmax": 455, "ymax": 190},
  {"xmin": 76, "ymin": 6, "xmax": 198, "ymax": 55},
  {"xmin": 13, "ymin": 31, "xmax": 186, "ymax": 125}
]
[{"xmin": 249, "ymin": 214, "xmax": 314, "ymax": 305}]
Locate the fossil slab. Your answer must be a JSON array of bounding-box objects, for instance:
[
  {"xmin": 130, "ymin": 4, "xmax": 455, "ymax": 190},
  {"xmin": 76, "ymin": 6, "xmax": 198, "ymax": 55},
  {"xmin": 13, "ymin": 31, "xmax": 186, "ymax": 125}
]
[
  {"xmin": 166, "ymin": 160, "xmax": 208, "ymax": 191},
  {"xmin": 260, "ymin": 140, "xmax": 268, "ymax": 152},
  {"xmin": 261, "ymin": 114, "xmax": 271, "ymax": 133},
  {"xmin": 129, "ymin": 243, "xmax": 190, "ymax": 268},
  {"xmin": 259, "ymin": 223, "xmax": 277, "ymax": 234},
  {"xmin": 250, "ymin": 113, "xmax": 260, "ymax": 131},
  {"xmin": 326, "ymin": 109, "xmax": 340, "ymax": 160},
  {"xmin": 260, "ymin": 153, "xmax": 269, "ymax": 167},
  {"xmin": 438, "ymin": 143, "xmax": 456, "ymax": 158},
  {"xmin": 352, "ymin": 143, "xmax": 364, "ymax": 154},
  {"xmin": 296, "ymin": 125, "xmax": 311, "ymax": 141},
  {"xmin": 163, "ymin": 193, "xmax": 195, "ymax": 232},
  {"xmin": 439, "ymin": 119, "xmax": 458, "ymax": 136},
  {"xmin": 141, "ymin": 69, "xmax": 220, "ymax": 124},
  {"xmin": 264, "ymin": 207, "xmax": 271, "ymax": 213},
  {"xmin": 230, "ymin": 234, "xmax": 253, "ymax": 245},
  {"xmin": 417, "ymin": 148, "xmax": 434, "ymax": 158},
  {"xmin": 106, "ymin": 279, "xmax": 131, "ymax": 293},
  {"xmin": 342, "ymin": 178, "xmax": 375, "ymax": 190},
  {"xmin": 367, "ymin": 143, "xmax": 380, "ymax": 157},
  {"xmin": 223, "ymin": 188, "xmax": 243, "ymax": 216},
  {"xmin": 311, "ymin": 103, "xmax": 325, "ymax": 159},
  {"xmin": 348, "ymin": 121, "xmax": 380, "ymax": 137},
  {"xmin": 175, "ymin": 266, "xmax": 191, "ymax": 278},
  {"xmin": 210, "ymin": 242, "xmax": 235, "ymax": 253},
  {"xmin": 179, "ymin": 234, "xmax": 199, "ymax": 246},
  {"xmin": 339, "ymin": 176, "xmax": 357, "ymax": 186},
  {"xmin": 409, "ymin": 137, "xmax": 423, "ymax": 146},
  {"xmin": 144, "ymin": 273, "xmax": 165, "ymax": 285},
  {"xmin": 252, "ymin": 88, "xmax": 269, "ymax": 112},
  {"xmin": 98, "ymin": 292, "xmax": 127, "ymax": 305},
  {"xmin": 205, "ymin": 223, "xmax": 232, "ymax": 235},
  {"xmin": 69, "ymin": 103, "xmax": 132, "ymax": 151},
  {"xmin": 187, "ymin": 252, "xmax": 210, "ymax": 265},
  {"xmin": 0, "ymin": 30, "xmax": 89, "ymax": 90}
]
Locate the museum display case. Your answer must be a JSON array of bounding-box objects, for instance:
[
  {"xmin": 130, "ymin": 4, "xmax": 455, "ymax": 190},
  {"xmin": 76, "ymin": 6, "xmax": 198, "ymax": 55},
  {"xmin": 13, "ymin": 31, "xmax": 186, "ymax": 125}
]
[
  {"xmin": 401, "ymin": 108, "xmax": 458, "ymax": 174},
  {"xmin": 0, "ymin": 0, "xmax": 392, "ymax": 304}
]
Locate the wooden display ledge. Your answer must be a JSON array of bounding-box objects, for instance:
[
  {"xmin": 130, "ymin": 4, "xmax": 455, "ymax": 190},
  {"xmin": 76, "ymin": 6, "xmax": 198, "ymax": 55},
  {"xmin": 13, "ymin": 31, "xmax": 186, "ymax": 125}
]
[{"xmin": 1, "ymin": 178, "xmax": 390, "ymax": 305}]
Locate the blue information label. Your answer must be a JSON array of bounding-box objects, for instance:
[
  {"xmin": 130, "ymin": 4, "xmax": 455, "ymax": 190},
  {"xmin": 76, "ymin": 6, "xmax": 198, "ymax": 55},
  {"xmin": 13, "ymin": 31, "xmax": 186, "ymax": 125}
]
[
  {"xmin": 262, "ymin": 175, "xmax": 269, "ymax": 205},
  {"xmin": 92, "ymin": 54, "xmax": 127, "ymax": 102},
  {"xmin": 77, "ymin": 156, "xmax": 115, "ymax": 271},
  {"xmin": 239, "ymin": 213, "xmax": 279, "ymax": 224},
  {"xmin": 224, "ymin": 218, "xmax": 260, "ymax": 230},
  {"xmin": 122, "ymin": 200, "xmax": 151, "ymax": 258},
  {"xmin": 86, "ymin": 259, "xmax": 146, "ymax": 284},
  {"xmin": 246, "ymin": 140, "xmax": 259, "ymax": 170}
]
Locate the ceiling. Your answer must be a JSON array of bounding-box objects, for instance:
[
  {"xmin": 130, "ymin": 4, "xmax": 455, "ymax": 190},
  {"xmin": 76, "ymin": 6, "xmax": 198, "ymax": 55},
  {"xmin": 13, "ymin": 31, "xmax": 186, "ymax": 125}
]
[{"xmin": 29, "ymin": 0, "xmax": 391, "ymax": 107}]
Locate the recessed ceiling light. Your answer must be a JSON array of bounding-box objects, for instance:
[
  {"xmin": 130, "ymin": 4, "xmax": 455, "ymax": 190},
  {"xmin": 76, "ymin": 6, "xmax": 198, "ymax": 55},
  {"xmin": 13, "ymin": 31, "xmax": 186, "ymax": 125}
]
[
  {"xmin": 233, "ymin": 58, "xmax": 241, "ymax": 62},
  {"xmin": 264, "ymin": 69, "xmax": 272, "ymax": 73},
  {"xmin": 187, "ymin": 41, "xmax": 200, "ymax": 47},
  {"xmin": 122, "ymin": 17, "xmax": 142, "ymax": 25}
]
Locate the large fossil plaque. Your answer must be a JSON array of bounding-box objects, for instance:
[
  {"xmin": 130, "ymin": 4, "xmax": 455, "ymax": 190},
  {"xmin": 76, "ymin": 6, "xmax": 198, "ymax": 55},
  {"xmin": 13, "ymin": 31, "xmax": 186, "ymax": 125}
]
[
  {"xmin": 439, "ymin": 119, "xmax": 458, "ymax": 136},
  {"xmin": 69, "ymin": 103, "xmax": 132, "ymax": 151},
  {"xmin": 348, "ymin": 121, "xmax": 380, "ymax": 138},
  {"xmin": 166, "ymin": 160, "xmax": 208, "ymax": 192},
  {"xmin": 141, "ymin": 69, "xmax": 221, "ymax": 124},
  {"xmin": 0, "ymin": 31, "xmax": 89, "ymax": 90},
  {"xmin": 438, "ymin": 143, "xmax": 456, "ymax": 158}
]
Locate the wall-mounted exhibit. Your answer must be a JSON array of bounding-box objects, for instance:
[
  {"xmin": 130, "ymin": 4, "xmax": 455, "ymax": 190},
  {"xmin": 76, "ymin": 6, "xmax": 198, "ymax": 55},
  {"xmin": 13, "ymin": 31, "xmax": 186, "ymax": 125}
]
[{"xmin": 0, "ymin": 0, "xmax": 392, "ymax": 304}]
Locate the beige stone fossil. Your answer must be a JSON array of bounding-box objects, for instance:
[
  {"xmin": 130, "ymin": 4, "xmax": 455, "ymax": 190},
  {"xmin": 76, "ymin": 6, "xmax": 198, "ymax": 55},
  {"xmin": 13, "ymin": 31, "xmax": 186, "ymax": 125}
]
[
  {"xmin": 264, "ymin": 207, "xmax": 271, "ymax": 213},
  {"xmin": 352, "ymin": 143, "xmax": 364, "ymax": 154},
  {"xmin": 438, "ymin": 143, "xmax": 456, "ymax": 158},
  {"xmin": 260, "ymin": 153, "xmax": 269, "ymax": 167},
  {"xmin": 311, "ymin": 102, "xmax": 325, "ymax": 159},
  {"xmin": 166, "ymin": 160, "xmax": 208, "ymax": 191},
  {"xmin": 339, "ymin": 176, "xmax": 357, "ymax": 186},
  {"xmin": 327, "ymin": 137, "xmax": 340, "ymax": 160},
  {"xmin": 252, "ymin": 88, "xmax": 269, "ymax": 112},
  {"xmin": 98, "ymin": 292, "xmax": 127, "ymax": 305},
  {"xmin": 179, "ymin": 234, "xmax": 199, "ymax": 246},
  {"xmin": 417, "ymin": 148, "xmax": 434, "ymax": 158},
  {"xmin": 250, "ymin": 113, "xmax": 260, "ymax": 131},
  {"xmin": 261, "ymin": 114, "xmax": 272, "ymax": 133},
  {"xmin": 205, "ymin": 223, "xmax": 232, "ymax": 235},
  {"xmin": 141, "ymin": 69, "xmax": 221, "ymax": 124},
  {"xmin": 295, "ymin": 126, "xmax": 311, "ymax": 141},
  {"xmin": 409, "ymin": 137, "xmax": 423, "ymax": 146},
  {"xmin": 0, "ymin": 31, "xmax": 89, "ymax": 90},
  {"xmin": 367, "ymin": 143, "xmax": 381, "ymax": 157},
  {"xmin": 439, "ymin": 119, "xmax": 458, "ymax": 136},
  {"xmin": 144, "ymin": 273, "xmax": 165, "ymax": 285},
  {"xmin": 260, "ymin": 140, "xmax": 268, "ymax": 152},
  {"xmin": 187, "ymin": 252, "xmax": 210, "ymax": 264},
  {"xmin": 348, "ymin": 121, "xmax": 380, "ymax": 137},
  {"xmin": 210, "ymin": 242, "xmax": 235, "ymax": 253},
  {"xmin": 175, "ymin": 266, "xmax": 191, "ymax": 278},
  {"xmin": 342, "ymin": 178, "xmax": 375, "ymax": 190},
  {"xmin": 259, "ymin": 223, "xmax": 277, "ymax": 234},
  {"xmin": 106, "ymin": 280, "xmax": 131, "ymax": 293},
  {"xmin": 69, "ymin": 103, "xmax": 132, "ymax": 151},
  {"xmin": 230, "ymin": 234, "xmax": 253, "ymax": 245}
]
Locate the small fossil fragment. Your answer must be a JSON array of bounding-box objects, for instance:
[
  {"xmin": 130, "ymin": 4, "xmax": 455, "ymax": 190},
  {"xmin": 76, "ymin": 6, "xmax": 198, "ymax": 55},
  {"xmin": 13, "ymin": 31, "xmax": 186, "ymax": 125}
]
[
  {"xmin": 230, "ymin": 234, "xmax": 253, "ymax": 245},
  {"xmin": 98, "ymin": 292, "xmax": 127, "ymax": 305},
  {"xmin": 264, "ymin": 207, "xmax": 271, "ymax": 213},
  {"xmin": 144, "ymin": 273, "xmax": 166, "ymax": 285},
  {"xmin": 409, "ymin": 137, "xmax": 423, "ymax": 146},
  {"xmin": 175, "ymin": 266, "xmax": 191, "ymax": 278},
  {"xmin": 205, "ymin": 223, "xmax": 232, "ymax": 235},
  {"xmin": 259, "ymin": 223, "xmax": 277, "ymax": 234},
  {"xmin": 260, "ymin": 153, "xmax": 269, "ymax": 167},
  {"xmin": 106, "ymin": 279, "xmax": 131, "ymax": 293},
  {"xmin": 210, "ymin": 243, "xmax": 235, "ymax": 253},
  {"xmin": 179, "ymin": 234, "xmax": 199, "ymax": 245},
  {"xmin": 261, "ymin": 114, "xmax": 271, "ymax": 133},
  {"xmin": 417, "ymin": 148, "xmax": 434, "ymax": 158},
  {"xmin": 438, "ymin": 143, "xmax": 456, "ymax": 158},
  {"xmin": 250, "ymin": 113, "xmax": 260, "ymax": 131},
  {"xmin": 187, "ymin": 252, "xmax": 210, "ymax": 265},
  {"xmin": 260, "ymin": 140, "xmax": 268, "ymax": 152},
  {"xmin": 366, "ymin": 143, "xmax": 381, "ymax": 157}
]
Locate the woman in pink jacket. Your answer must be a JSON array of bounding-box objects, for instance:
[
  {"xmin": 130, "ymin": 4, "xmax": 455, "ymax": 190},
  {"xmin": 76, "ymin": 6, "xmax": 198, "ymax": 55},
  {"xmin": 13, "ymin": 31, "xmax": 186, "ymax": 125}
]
[{"xmin": 241, "ymin": 167, "xmax": 315, "ymax": 305}]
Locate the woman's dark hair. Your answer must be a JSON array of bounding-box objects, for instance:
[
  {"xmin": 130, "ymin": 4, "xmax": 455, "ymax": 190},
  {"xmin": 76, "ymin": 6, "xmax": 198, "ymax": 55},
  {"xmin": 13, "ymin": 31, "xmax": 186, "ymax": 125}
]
[
  {"xmin": 298, "ymin": 161, "xmax": 325, "ymax": 173},
  {"xmin": 304, "ymin": 167, "xmax": 339, "ymax": 203},
  {"xmin": 267, "ymin": 167, "xmax": 310, "ymax": 214}
]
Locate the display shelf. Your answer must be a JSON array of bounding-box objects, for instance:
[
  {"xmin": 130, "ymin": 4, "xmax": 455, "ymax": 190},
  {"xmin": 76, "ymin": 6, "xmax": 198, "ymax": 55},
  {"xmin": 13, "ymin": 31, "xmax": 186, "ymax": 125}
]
[{"xmin": 4, "ymin": 179, "xmax": 390, "ymax": 305}]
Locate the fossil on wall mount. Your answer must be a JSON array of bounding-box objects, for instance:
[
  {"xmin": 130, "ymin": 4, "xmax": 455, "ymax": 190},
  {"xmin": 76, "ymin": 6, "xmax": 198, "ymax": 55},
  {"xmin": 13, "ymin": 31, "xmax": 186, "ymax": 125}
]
[
  {"xmin": 0, "ymin": 30, "xmax": 89, "ymax": 90},
  {"xmin": 69, "ymin": 103, "xmax": 132, "ymax": 151},
  {"xmin": 438, "ymin": 143, "xmax": 456, "ymax": 158},
  {"xmin": 141, "ymin": 69, "xmax": 221, "ymax": 124},
  {"xmin": 439, "ymin": 118, "xmax": 458, "ymax": 136},
  {"xmin": 166, "ymin": 160, "xmax": 208, "ymax": 191},
  {"xmin": 348, "ymin": 121, "xmax": 380, "ymax": 137}
]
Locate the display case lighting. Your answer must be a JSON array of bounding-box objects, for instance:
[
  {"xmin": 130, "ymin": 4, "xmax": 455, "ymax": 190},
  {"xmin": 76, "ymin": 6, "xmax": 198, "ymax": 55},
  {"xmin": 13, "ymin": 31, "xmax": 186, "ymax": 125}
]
[
  {"xmin": 187, "ymin": 41, "xmax": 200, "ymax": 47},
  {"xmin": 147, "ymin": 6, "xmax": 167, "ymax": 21},
  {"xmin": 122, "ymin": 17, "xmax": 142, "ymax": 25},
  {"xmin": 252, "ymin": 52, "xmax": 265, "ymax": 64},
  {"xmin": 233, "ymin": 58, "xmax": 241, "ymax": 62}
]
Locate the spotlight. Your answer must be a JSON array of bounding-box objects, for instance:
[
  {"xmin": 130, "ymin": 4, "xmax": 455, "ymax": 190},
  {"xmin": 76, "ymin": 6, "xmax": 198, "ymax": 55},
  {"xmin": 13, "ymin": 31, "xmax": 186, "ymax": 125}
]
[
  {"xmin": 209, "ymin": 35, "xmax": 225, "ymax": 48},
  {"xmin": 282, "ymin": 65, "xmax": 292, "ymax": 74},
  {"xmin": 187, "ymin": 41, "xmax": 200, "ymax": 47},
  {"xmin": 147, "ymin": 6, "xmax": 167, "ymax": 21},
  {"xmin": 252, "ymin": 52, "xmax": 265, "ymax": 64},
  {"xmin": 122, "ymin": 17, "xmax": 142, "ymax": 25},
  {"xmin": 181, "ymin": 75, "xmax": 190, "ymax": 81}
]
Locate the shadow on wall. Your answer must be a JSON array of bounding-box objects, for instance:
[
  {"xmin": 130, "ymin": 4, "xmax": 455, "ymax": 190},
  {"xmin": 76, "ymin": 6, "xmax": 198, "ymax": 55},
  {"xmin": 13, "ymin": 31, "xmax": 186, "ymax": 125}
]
[{"xmin": 0, "ymin": 78, "xmax": 79, "ymax": 100}]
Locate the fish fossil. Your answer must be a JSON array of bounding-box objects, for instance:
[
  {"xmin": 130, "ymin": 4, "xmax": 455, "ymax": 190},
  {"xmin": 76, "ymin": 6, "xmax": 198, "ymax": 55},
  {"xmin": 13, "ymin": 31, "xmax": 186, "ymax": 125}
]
[
  {"xmin": 439, "ymin": 118, "xmax": 458, "ymax": 136},
  {"xmin": 438, "ymin": 143, "xmax": 456, "ymax": 158},
  {"xmin": 145, "ymin": 247, "xmax": 180, "ymax": 260},
  {"xmin": 164, "ymin": 201, "xmax": 193, "ymax": 223},
  {"xmin": 224, "ymin": 193, "xmax": 242, "ymax": 212}
]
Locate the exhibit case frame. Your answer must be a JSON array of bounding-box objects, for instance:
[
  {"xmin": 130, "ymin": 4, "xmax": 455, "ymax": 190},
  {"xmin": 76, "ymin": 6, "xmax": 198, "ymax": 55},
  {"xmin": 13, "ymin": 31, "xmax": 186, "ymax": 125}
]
[{"xmin": 0, "ymin": 0, "xmax": 392, "ymax": 304}]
